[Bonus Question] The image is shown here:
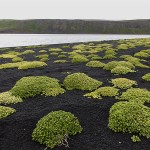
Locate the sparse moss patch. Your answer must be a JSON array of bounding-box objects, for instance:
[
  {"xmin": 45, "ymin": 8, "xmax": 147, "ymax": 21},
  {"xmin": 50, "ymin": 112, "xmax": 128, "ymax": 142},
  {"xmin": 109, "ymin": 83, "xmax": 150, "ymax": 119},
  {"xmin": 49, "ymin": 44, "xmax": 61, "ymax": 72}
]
[
  {"xmin": 0, "ymin": 106, "xmax": 16, "ymax": 119},
  {"xmin": 0, "ymin": 91, "xmax": 23, "ymax": 105},
  {"xmin": 84, "ymin": 86, "xmax": 119, "ymax": 99},
  {"xmin": 142, "ymin": 73, "xmax": 150, "ymax": 81}
]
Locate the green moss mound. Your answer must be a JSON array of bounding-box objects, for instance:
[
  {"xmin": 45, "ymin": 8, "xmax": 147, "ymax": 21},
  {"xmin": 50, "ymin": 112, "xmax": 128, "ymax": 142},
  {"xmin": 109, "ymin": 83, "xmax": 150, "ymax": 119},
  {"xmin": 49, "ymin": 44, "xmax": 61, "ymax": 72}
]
[
  {"xmin": 10, "ymin": 76, "xmax": 65, "ymax": 98},
  {"xmin": 0, "ymin": 106, "xmax": 16, "ymax": 119},
  {"xmin": 103, "ymin": 61, "xmax": 135, "ymax": 70},
  {"xmin": 86, "ymin": 61, "xmax": 105, "ymax": 68},
  {"xmin": 111, "ymin": 66, "xmax": 135, "ymax": 74},
  {"xmin": 40, "ymin": 57, "xmax": 49, "ymax": 62},
  {"xmin": 58, "ymin": 54, "xmax": 67, "ymax": 58},
  {"xmin": 131, "ymin": 135, "xmax": 141, "ymax": 142},
  {"xmin": 91, "ymin": 56, "xmax": 102, "ymax": 60},
  {"xmin": 134, "ymin": 52, "xmax": 150, "ymax": 58},
  {"xmin": 111, "ymin": 78, "xmax": 137, "ymax": 89},
  {"xmin": 63, "ymin": 73, "xmax": 102, "ymax": 91},
  {"xmin": 39, "ymin": 50, "xmax": 47, "ymax": 53},
  {"xmin": 18, "ymin": 61, "xmax": 47, "ymax": 69},
  {"xmin": 36, "ymin": 54, "xmax": 49, "ymax": 59},
  {"xmin": 103, "ymin": 54, "xmax": 116, "ymax": 59},
  {"xmin": 49, "ymin": 48, "xmax": 62, "ymax": 52},
  {"xmin": 124, "ymin": 56, "xmax": 149, "ymax": 68},
  {"xmin": 12, "ymin": 57, "xmax": 23, "ymax": 62},
  {"xmin": 50, "ymin": 52, "xmax": 59, "ymax": 56},
  {"xmin": 72, "ymin": 55, "xmax": 89, "ymax": 63},
  {"xmin": 118, "ymin": 88, "xmax": 150, "ymax": 104},
  {"xmin": 22, "ymin": 50, "xmax": 35, "ymax": 55},
  {"xmin": 0, "ymin": 53, "xmax": 17, "ymax": 58},
  {"xmin": 142, "ymin": 73, "xmax": 150, "ymax": 81},
  {"xmin": 84, "ymin": 86, "xmax": 119, "ymax": 99},
  {"xmin": 32, "ymin": 110, "xmax": 83, "ymax": 149},
  {"xmin": 0, "ymin": 91, "xmax": 23, "ymax": 105},
  {"xmin": 0, "ymin": 61, "xmax": 47, "ymax": 69},
  {"xmin": 108, "ymin": 102, "xmax": 150, "ymax": 138},
  {"xmin": 54, "ymin": 60, "xmax": 68, "ymax": 63}
]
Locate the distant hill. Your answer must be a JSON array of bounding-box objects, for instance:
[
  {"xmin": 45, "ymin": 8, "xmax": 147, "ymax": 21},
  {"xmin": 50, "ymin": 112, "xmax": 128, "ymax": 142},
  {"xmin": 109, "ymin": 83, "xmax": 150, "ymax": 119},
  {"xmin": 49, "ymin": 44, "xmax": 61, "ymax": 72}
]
[{"xmin": 0, "ymin": 19, "xmax": 150, "ymax": 34}]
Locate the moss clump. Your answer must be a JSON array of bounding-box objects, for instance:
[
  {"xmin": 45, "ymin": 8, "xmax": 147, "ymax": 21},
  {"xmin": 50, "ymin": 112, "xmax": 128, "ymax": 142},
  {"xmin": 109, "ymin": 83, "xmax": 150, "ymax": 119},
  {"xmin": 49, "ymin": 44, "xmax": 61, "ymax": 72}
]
[
  {"xmin": 134, "ymin": 52, "xmax": 150, "ymax": 58},
  {"xmin": 141, "ymin": 49, "xmax": 150, "ymax": 55},
  {"xmin": 0, "ymin": 54, "xmax": 17, "ymax": 58},
  {"xmin": 40, "ymin": 57, "xmax": 49, "ymax": 62},
  {"xmin": 72, "ymin": 55, "xmax": 89, "ymax": 63},
  {"xmin": 87, "ymin": 54, "xmax": 99, "ymax": 58},
  {"xmin": 18, "ymin": 61, "xmax": 47, "ymax": 69},
  {"xmin": 62, "ymin": 45, "xmax": 70, "ymax": 48},
  {"xmin": 111, "ymin": 78, "xmax": 137, "ymax": 89},
  {"xmin": 118, "ymin": 88, "xmax": 150, "ymax": 104},
  {"xmin": 111, "ymin": 66, "xmax": 135, "ymax": 74},
  {"xmin": 103, "ymin": 54, "xmax": 116, "ymax": 59},
  {"xmin": 49, "ymin": 48, "xmax": 62, "ymax": 52},
  {"xmin": 0, "ymin": 106, "xmax": 16, "ymax": 119},
  {"xmin": 131, "ymin": 135, "xmax": 141, "ymax": 142},
  {"xmin": 12, "ymin": 57, "xmax": 23, "ymax": 62},
  {"xmin": 108, "ymin": 102, "xmax": 150, "ymax": 139},
  {"xmin": 22, "ymin": 50, "xmax": 35, "ymax": 55},
  {"xmin": 54, "ymin": 60, "xmax": 68, "ymax": 63},
  {"xmin": 117, "ymin": 44, "xmax": 129, "ymax": 50},
  {"xmin": 36, "ymin": 54, "xmax": 49, "ymax": 59},
  {"xmin": 0, "ymin": 91, "xmax": 23, "ymax": 105},
  {"xmin": 36, "ymin": 54, "xmax": 49, "ymax": 62},
  {"xmin": 58, "ymin": 55, "xmax": 67, "ymax": 58},
  {"xmin": 0, "ymin": 62, "xmax": 19, "ymax": 69},
  {"xmin": 39, "ymin": 50, "xmax": 47, "ymax": 53},
  {"xmin": 103, "ymin": 61, "xmax": 135, "ymax": 70},
  {"xmin": 0, "ymin": 61, "xmax": 47, "ymax": 69},
  {"xmin": 124, "ymin": 56, "xmax": 149, "ymax": 68},
  {"xmin": 50, "ymin": 52, "xmax": 59, "ymax": 56},
  {"xmin": 91, "ymin": 56, "xmax": 102, "ymax": 60},
  {"xmin": 105, "ymin": 50, "xmax": 117, "ymax": 55},
  {"xmin": 86, "ymin": 61, "xmax": 105, "ymax": 68},
  {"xmin": 10, "ymin": 76, "xmax": 65, "ymax": 99},
  {"xmin": 32, "ymin": 110, "xmax": 83, "ymax": 149},
  {"xmin": 142, "ymin": 73, "xmax": 150, "ymax": 81},
  {"xmin": 63, "ymin": 73, "xmax": 102, "ymax": 91},
  {"xmin": 84, "ymin": 86, "xmax": 119, "ymax": 99}
]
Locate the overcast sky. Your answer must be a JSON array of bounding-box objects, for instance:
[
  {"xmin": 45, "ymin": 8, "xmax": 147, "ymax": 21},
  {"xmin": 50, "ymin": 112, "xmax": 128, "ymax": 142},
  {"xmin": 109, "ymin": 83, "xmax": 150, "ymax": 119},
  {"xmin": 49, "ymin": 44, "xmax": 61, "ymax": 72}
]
[{"xmin": 0, "ymin": 0, "xmax": 149, "ymax": 20}]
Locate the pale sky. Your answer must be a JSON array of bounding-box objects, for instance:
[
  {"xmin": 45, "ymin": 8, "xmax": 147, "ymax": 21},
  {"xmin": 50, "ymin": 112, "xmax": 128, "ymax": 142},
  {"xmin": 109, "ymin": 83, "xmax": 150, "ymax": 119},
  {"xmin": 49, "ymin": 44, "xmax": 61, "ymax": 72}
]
[{"xmin": 0, "ymin": 0, "xmax": 149, "ymax": 20}]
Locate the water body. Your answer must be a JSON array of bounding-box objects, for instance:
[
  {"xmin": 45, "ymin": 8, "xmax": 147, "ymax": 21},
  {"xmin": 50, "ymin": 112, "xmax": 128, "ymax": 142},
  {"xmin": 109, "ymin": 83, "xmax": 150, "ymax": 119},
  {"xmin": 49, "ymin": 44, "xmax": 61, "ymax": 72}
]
[{"xmin": 0, "ymin": 34, "xmax": 150, "ymax": 48}]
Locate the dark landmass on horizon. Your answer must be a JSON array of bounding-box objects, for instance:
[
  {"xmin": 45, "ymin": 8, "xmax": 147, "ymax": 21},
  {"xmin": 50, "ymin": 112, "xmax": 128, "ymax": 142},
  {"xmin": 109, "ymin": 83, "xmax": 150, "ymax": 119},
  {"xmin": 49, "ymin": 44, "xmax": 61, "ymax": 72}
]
[{"xmin": 0, "ymin": 19, "xmax": 150, "ymax": 34}]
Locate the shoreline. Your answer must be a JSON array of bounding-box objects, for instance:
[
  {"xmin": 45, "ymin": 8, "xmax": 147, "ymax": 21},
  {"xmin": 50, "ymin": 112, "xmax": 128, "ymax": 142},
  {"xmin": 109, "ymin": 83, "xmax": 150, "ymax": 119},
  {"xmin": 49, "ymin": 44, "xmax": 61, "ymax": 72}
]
[{"xmin": 0, "ymin": 35, "xmax": 150, "ymax": 49}]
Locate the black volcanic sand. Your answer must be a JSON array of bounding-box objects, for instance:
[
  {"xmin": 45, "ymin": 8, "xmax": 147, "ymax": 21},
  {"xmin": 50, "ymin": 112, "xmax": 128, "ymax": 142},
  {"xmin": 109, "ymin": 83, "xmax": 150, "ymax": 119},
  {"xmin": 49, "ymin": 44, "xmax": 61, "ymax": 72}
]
[{"xmin": 0, "ymin": 40, "xmax": 150, "ymax": 150}]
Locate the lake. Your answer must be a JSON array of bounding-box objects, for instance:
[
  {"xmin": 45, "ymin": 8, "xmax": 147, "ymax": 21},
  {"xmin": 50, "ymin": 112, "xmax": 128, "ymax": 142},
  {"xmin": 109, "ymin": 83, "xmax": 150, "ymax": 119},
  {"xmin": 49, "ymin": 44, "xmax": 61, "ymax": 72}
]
[{"xmin": 0, "ymin": 34, "xmax": 150, "ymax": 48}]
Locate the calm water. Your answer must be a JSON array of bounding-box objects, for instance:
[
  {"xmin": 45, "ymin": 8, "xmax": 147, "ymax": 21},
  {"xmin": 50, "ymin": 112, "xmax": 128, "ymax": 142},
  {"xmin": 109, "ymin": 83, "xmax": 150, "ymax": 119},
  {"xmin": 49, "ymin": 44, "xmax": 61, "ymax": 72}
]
[{"xmin": 0, "ymin": 34, "xmax": 150, "ymax": 48}]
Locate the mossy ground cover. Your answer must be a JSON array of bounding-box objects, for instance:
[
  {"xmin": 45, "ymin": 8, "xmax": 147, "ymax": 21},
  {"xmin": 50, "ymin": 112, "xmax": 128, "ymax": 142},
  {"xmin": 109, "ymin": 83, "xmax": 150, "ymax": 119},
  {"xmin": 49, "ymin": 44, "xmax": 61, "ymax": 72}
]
[
  {"xmin": 142, "ymin": 73, "xmax": 150, "ymax": 81},
  {"xmin": 111, "ymin": 78, "xmax": 137, "ymax": 89},
  {"xmin": 32, "ymin": 110, "xmax": 83, "ymax": 149},
  {"xmin": 0, "ymin": 38, "xmax": 150, "ymax": 150},
  {"xmin": 10, "ymin": 76, "xmax": 65, "ymax": 98},
  {"xmin": 108, "ymin": 102, "xmax": 150, "ymax": 138},
  {"xmin": 0, "ymin": 91, "xmax": 23, "ymax": 105},
  {"xmin": 0, "ymin": 106, "xmax": 16, "ymax": 119},
  {"xmin": 63, "ymin": 73, "xmax": 102, "ymax": 91}
]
